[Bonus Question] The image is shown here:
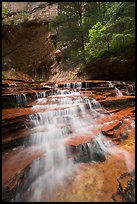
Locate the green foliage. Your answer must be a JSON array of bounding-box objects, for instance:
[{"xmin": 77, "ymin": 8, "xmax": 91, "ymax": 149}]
[
  {"xmin": 88, "ymin": 22, "xmax": 106, "ymax": 46},
  {"xmin": 2, "ymin": 3, "xmax": 29, "ymax": 25},
  {"xmin": 2, "ymin": 2, "xmax": 10, "ymax": 18},
  {"xmin": 109, "ymin": 33, "xmax": 135, "ymax": 54},
  {"xmin": 85, "ymin": 22, "xmax": 107, "ymax": 58},
  {"xmin": 9, "ymin": 11, "xmax": 29, "ymax": 25},
  {"xmin": 36, "ymin": 78, "xmax": 44, "ymax": 82},
  {"xmin": 50, "ymin": 2, "xmax": 100, "ymax": 68},
  {"xmin": 88, "ymin": 22, "xmax": 106, "ymax": 39},
  {"xmin": 85, "ymin": 2, "xmax": 135, "ymax": 61},
  {"xmin": 104, "ymin": 2, "xmax": 135, "ymax": 33},
  {"xmin": 50, "ymin": 2, "xmax": 135, "ymax": 67}
]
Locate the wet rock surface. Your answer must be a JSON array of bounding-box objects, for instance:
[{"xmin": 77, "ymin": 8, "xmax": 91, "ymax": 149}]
[
  {"xmin": 2, "ymin": 80, "xmax": 135, "ymax": 202},
  {"xmin": 112, "ymin": 169, "xmax": 135, "ymax": 202}
]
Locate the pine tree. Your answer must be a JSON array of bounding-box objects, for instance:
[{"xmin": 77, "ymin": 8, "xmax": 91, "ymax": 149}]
[{"xmin": 50, "ymin": 2, "xmax": 99, "ymax": 68}]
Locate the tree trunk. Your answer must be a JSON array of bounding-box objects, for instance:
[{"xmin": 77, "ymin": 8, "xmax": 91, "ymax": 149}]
[
  {"xmin": 105, "ymin": 37, "xmax": 109, "ymax": 51},
  {"xmin": 122, "ymin": 36, "xmax": 125, "ymax": 48},
  {"xmin": 78, "ymin": 3, "xmax": 86, "ymax": 66},
  {"xmin": 107, "ymin": 40, "xmax": 109, "ymax": 50},
  {"xmin": 81, "ymin": 33, "xmax": 87, "ymax": 66}
]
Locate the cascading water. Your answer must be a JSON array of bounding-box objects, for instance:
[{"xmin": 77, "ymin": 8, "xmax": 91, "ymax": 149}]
[
  {"xmin": 14, "ymin": 87, "xmax": 107, "ymax": 201},
  {"xmin": 108, "ymin": 81, "xmax": 123, "ymax": 96},
  {"xmin": 14, "ymin": 83, "xmax": 132, "ymax": 201},
  {"xmin": 23, "ymin": 93, "xmax": 27, "ymax": 105},
  {"xmin": 73, "ymin": 82, "xmax": 82, "ymax": 89},
  {"xmin": 85, "ymin": 82, "xmax": 90, "ymax": 89},
  {"xmin": 16, "ymin": 93, "xmax": 27, "ymax": 106},
  {"xmin": 36, "ymin": 91, "xmax": 47, "ymax": 99},
  {"xmin": 63, "ymin": 82, "xmax": 82, "ymax": 89},
  {"xmin": 94, "ymin": 133, "xmax": 134, "ymax": 172},
  {"xmin": 108, "ymin": 81, "xmax": 114, "ymax": 88},
  {"xmin": 115, "ymin": 87, "xmax": 123, "ymax": 96},
  {"xmin": 65, "ymin": 83, "xmax": 71, "ymax": 88}
]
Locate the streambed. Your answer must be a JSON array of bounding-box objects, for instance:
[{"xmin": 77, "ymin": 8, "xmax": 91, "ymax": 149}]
[{"xmin": 2, "ymin": 80, "xmax": 135, "ymax": 202}]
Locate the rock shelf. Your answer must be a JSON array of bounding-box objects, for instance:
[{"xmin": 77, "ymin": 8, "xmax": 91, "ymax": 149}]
[{"xmin": 2, "ymin": 79, "xmax": 135, "ymax": 202}]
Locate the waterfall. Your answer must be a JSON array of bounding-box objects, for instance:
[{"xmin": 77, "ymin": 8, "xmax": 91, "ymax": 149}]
[
  {"xmin": 64, "ymin": 83, "xmax": 71, "ymax": 88},
  {"xmin": 15, "ymin": 88, "xmax": 106, "ymax": 202},
  {"xmin": 54, "ymin": 83, "xmax": 58, "ymax": 88},
  {"xmin": 14, "ymin": 81, "xmax": 133, "ymax": 202},
  {"xmin": 94, "ymin": 133, "xmax": 133, "ymax": 172},
  {"xmin": 108, "ymin": 81, "xmax": 114, "ymax": 88},
  {"xmin": 36, "ymin": 91, "xmax": 47, "ymax": 99},
  {"xmin": 85, "ymin": 82, "xmax": 89, "ymax": 89},
  {"xmin": 15, "ymin": 94, "xmax": 27, "ymax": 106},
  {"xmin": 16, "ymin": 94, "xmax": 22, "ymax": 107},
  {"xmin": 90, "ymin": 99, "xmax": 102, "ymax": 109},
  {"xmin": 23, "ymin": 93, "xmax": 27, "ymax": 105},
  {"xmin": 115, "ymin": 87, "xmax": 123, "ymax": 96},
  {"xmin": 3, "ymin": 79, "xmax": 135, "ymax": 202},
  {"xmin": 63, "ymin": 82, "xmax": 82, "ymax": 89},
  {"xmin": 108, "ymin": 81, "xmax": 123, "ymax": 96},
  {"xmin": 76, "ymin": 82, "xmax": 82, "ymax": 89}
]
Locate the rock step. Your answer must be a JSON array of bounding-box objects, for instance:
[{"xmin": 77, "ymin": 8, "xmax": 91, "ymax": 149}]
[
  {"xmin": 2, "ymin": 146, "xmax": 46, "ymax": 191},
  {"xmin": 2, "ymin": 106, "xmax": 134, "ymax": 149},
  {"xmin": 97, "ymin": 106, "xmax": 134, "ymax": 125},
  {"xmin": 2, "ymin": 116, "xmax": 102, "ymax": 149},
  {"xmin": 2, "ymin": 89, "xmax": 53, "ymax": 95},
  {"xmin": 2, "ymin": 102, "xmax": 91, "ymax": 122},
  {"xmin": 99, "ymin": 96, "xmax": 135, "ymax": 105},
  {"xmin": 2, "ymin": 128, "xmax": 32, "ymax": 148},
  {"xmin": 101, "ymin": 115, "xmax": 134, "ymax": 139},
  {"xmin": 2, "ymin": 89, "xmax": 55, "ymax": 108},
  {"xmin": 2, "ymin": 129, "xmax": 103, "ymax": 195},
  {"xmin": 3, "ymin": 96, "xmax": 134, "ymax": 125},
  {"xmin": 65, "ymin": 134, "xmax": 96, "ymax": 147},
  {"xmin": 101, "ymin": 120, "xmax": 122, "ymax": 136},
  {"xmin": 2, "ymin": 118, "xmax": 135, "ymax": 200}
]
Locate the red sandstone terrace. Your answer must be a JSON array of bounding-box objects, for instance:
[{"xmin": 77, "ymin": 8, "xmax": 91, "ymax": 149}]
[{"xmin": 2, "ymin": 79, "xmax": 135, "ymax": 202}]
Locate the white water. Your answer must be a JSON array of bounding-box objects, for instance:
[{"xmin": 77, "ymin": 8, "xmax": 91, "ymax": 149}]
[
  {"xmin": 36, "ymin": 91, "xmax": 47, "ymax": 99},
  {"xmin": 15, "ymin": 85, "xmax": 132, "ymax": 201},
  {"xmin": 108, "ymin": 81, "xmax": 114, "ymax": 88},
  {"xmin": 94, "ymin": 133, "xmax": 133, "ymax": 171},
  {"xmin": 85, "ymin": 82, "xmax": 89, "ymax": 89},
  {"xmin": 108, "ymin": 81, "xmax": 123, "ymax": 96},
  {"xmin": 63, "ymin": 82, "xmax": 82, "ymax": 89},
  {"xmin": 23, "ymin": 93, "xmax": 27, "ymax": 104},
  {"xmin": 20, "ymin": 88, "xmax": 105, "ymax": 201},
  {"xmin": 115, "ymin": 87, "xmax": 123, "ymax": 96},
  {"xmin": 16, "ymin": 94, "xmax": 27, "ymax": 106}
]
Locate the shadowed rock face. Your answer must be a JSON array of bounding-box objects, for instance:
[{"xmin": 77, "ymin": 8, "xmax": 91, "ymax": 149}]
[
  {"xmin": 2, "ymin": 23, "xmax": 55, "ymax": 80},
  {"xmin": 2, "ymin": 3, "xmax": 58, "ymax": 81},
  {"xmin": 2, "ymin": 80, "xmax": 135, "ymax": 202},
  {"xmin": 85, "ymin": 45, "xmax": 135, "ymax": 82}
]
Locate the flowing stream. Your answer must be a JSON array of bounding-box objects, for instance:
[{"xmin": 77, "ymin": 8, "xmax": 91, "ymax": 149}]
[
  {"xmin": 13, "ymin": 85, "xmax": 133, "ymax": 202},
  {"xmin": 14, "ymin": 88, "xmax": 105, "ymax": 201}
]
